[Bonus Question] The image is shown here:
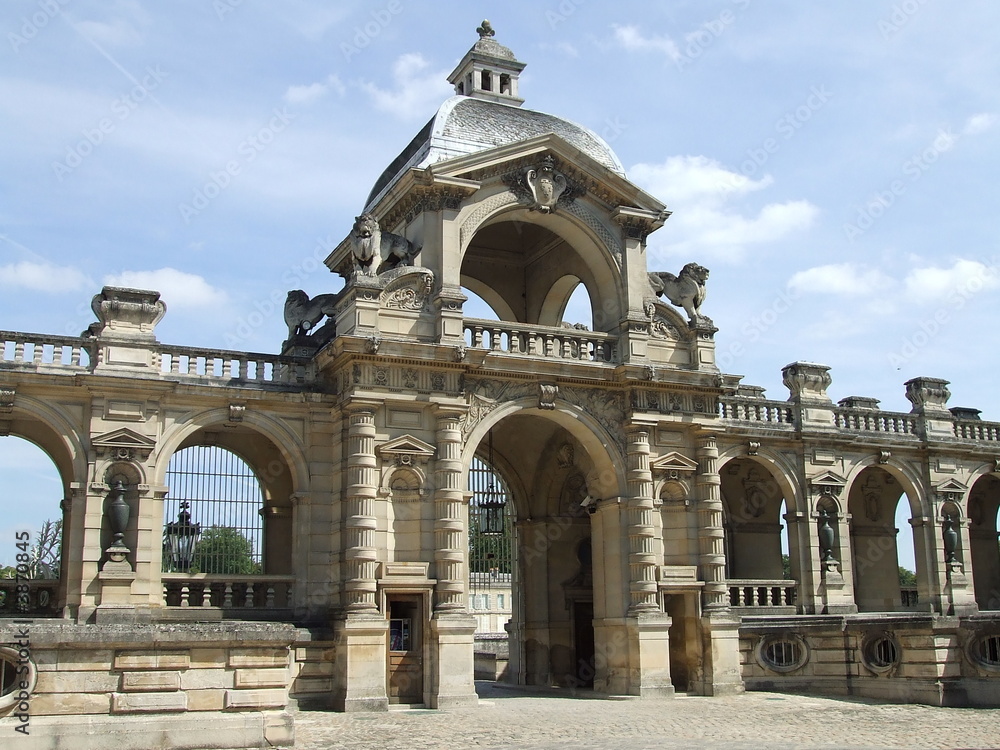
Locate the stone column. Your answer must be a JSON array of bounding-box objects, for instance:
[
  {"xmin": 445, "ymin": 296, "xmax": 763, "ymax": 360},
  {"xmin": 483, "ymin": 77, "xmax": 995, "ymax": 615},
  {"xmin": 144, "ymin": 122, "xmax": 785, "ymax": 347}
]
[
  {"xmin": 432, "ymin": 407, "xmax": 467, "ymax": 612},
  {"xmin": 693, "ymin": 431, "xmax": 743, "ymax": 696},
  {"xmin": 626, "ymin": 426, "xmax": 659, "ymax": 613},
  {"xmin": 344, "ymin": 404, "xmax": 379, "ymax": 614},
  {"xmin": 695, "ymin": 432, "xmax": 728, "ymax": 608},
  {"xmin": 333, "ymin": 401, "xmax": 388, "ymax": 712},
  {"xmin": 427, "ymin": 405, "xmax": 477, "ymax": 708}
]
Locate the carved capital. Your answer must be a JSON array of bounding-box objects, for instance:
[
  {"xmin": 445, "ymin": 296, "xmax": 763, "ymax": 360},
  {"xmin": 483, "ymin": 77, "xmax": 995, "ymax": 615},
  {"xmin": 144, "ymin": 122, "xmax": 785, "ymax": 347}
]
[{"xmin": 228, "ymin": 403, "xmax": 246, "ymax": 423}]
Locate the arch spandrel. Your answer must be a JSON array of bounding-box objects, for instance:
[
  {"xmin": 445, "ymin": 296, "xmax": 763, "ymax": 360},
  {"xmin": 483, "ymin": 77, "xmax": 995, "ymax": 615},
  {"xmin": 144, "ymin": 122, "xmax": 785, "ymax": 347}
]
[{"xmin": 842, "ymin": 456, "xmax": 926, "ymax": 519}]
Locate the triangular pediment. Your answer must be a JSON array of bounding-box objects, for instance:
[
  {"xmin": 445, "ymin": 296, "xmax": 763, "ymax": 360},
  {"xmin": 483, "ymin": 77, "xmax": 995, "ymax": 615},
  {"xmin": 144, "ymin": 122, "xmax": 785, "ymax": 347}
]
[
  {"xmin": 92, "ymin": 427, "xmax": 156, "ymax": 460},
  {"xmin": 650, "ymin": 452, "xmax": 699, "ymax": 474},
  {"xmin": 378, "ymin": 435, "xmax": 437, "ymax": 461},
  {"xmin": 430, "ymin": 133, "xmax": 665, "ymax": 213},
  {"xmin": 936, "ymin": 478, "xmax": 967, "ymax": 493},
  {"xmin": 810, "ymin": 471, "xmax": 847, "ymax": 497}
]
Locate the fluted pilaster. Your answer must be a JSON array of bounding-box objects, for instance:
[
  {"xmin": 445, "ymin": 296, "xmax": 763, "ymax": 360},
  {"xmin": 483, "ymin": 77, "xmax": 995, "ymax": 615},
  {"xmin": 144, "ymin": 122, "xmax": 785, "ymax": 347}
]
[
  {"xmin": 626, "ymin": 426, "xmax": 659, "ymax": 613},
  {"xmin": 433, "ymin": 408, "xmax": 467, "ymax": 612},
  {"xmin": 345, "ymin": 405, "xmax": 379, "ymax": 614},
  {"xmin": 696, "ymin": 433, "xmax": 728, "ymax": 609}
]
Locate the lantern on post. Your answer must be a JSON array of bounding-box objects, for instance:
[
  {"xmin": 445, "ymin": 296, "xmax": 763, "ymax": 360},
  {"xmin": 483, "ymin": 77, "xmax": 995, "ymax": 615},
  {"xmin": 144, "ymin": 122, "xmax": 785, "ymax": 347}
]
[
  {"xmin": 480, "ymin": 430, "xmax": 505, "ymax": 536},
  {"xmin": 164, "ymin": 501, "xmax": 201, "ymax": 572}
]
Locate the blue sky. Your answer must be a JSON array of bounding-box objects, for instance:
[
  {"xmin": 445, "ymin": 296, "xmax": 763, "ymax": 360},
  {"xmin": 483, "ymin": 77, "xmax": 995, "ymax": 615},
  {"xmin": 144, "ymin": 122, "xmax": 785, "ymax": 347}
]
[{"xmin": 2, "ymin": 1, "xmax": 999, "ymax": 569}]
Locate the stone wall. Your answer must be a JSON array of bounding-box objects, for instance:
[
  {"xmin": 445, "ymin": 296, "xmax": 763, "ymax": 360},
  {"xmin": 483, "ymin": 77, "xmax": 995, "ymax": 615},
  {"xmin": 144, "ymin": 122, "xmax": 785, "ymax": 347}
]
[
  {"xmin": 738, "ymin": 613, "xmax": 1000, "ymax": 707},
  {"xmin": 0, "ymin": 621, "xmax": 299, "ymax": 750}
]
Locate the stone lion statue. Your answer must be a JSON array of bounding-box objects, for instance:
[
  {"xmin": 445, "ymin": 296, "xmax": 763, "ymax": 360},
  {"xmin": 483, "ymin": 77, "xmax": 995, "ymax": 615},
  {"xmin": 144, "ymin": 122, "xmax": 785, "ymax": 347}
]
[
  {"xmin": 648, "ymin": 262, "xmax": 710, "ymax": 324},
  {"xmin": 351, "ymin": 213, "xmax": 418, "ymax": 277},
  {"xmin": 284, "ymin": 290, "xmax": 338, "ymax": 339}
]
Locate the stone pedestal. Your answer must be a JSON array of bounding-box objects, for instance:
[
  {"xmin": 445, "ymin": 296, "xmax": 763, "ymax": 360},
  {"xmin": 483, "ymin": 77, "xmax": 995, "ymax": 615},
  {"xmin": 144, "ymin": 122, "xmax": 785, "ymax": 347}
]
[
  {"xmin": 626, "ymin": 612, "xmax": 675, "ymax": 698},
  {"xmin": 945, "ymin": 563, "xmax": 978, "ymax": 616},
  {"xmin": 428, "ymin": 613, "xmax": 478, "ymax": 708},
  {"xmin": 331, "ymin": 615, "xmax": 389, "ymax": 712},
  {"xmin": 819, "ymin": 561, "xmax": 857, "ymax": 614},
  {"xmin": 694, "ymin": 610, "xmax": 744, "ymax": 696}
]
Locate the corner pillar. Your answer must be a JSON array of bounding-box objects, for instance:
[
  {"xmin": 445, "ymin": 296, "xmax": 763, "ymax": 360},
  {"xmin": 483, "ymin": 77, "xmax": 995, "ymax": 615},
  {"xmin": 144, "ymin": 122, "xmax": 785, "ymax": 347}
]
[
  {"xmin": 693, "ymin": 431, "xmax": 744, "ymax": 696},
  {"xmin": 428, "ymin": 406, "xmax": 477, "ymax": 708}
]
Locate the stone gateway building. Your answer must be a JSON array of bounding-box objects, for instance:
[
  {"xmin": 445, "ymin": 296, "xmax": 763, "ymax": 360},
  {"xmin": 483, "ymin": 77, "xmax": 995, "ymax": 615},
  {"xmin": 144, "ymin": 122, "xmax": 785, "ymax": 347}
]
[{"xmin": 2, "ymin": 24, "xmax": 1000, "ymax": 750}]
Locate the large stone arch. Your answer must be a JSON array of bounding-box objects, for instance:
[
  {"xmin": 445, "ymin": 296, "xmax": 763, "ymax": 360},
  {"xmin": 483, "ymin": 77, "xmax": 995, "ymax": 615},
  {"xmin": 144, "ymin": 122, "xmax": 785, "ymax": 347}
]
[
  {"xmin": 458, "ymin": 200, "xmax": 626, "ymax": 333},
  {"xmin": 966, "ymin": 464, "xmax": 1000, "ymax": 610},
  {"xmin": 715, "ymin": 449, "xmax": 799, "ymax": 582},
  {"xmin": 843, "ymin": 457, "xmax": 928, "ymax": 613},
  {"xmin": 154, "ymin": 408, "xmax": 310, "ymax": 496},
  {"xmin": 461, "ymin": 396, "xmax": 624, "ymax": 689},
  {"xmin": 3, "ymin": 395, "xmax": 87, "ymax": 494}
]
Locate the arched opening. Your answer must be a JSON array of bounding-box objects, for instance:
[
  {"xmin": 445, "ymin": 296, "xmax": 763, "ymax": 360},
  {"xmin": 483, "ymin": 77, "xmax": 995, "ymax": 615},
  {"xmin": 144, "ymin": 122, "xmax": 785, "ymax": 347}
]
[
  {"xmin": 969, "ymin": 474, "xmax": 1000, "ymax": 610},
  {"xmin": 163, "ymin": 446, "xmax": 264, "ymax": 575},
  {"xmin": 720, "ymin": 458, "xmax": 788, "ymax": 580},
  {"xmin": 160, "ymin": 426, "xmax": 295, "ymax": 612},
  {"xmin": 468, "ymin": 453, "xmax": 514, "ymax": 637},
  {"xmin": 848, "ymin": 466, "xmax": 917, "ymax": 612},
  {"xmin": 461, "ymin": 215, "xmax": 620, "ymax": 332},
  {"xmin": 0, "ymin": 435, "xmax": 65, "ymax": 616},
  {"xmin": 465, "ymin": 406, "xmax": 621, "ymax": 691},
  {"xmin": 480, "ymin": 69, "xmax": 492, "ymax": 91}
]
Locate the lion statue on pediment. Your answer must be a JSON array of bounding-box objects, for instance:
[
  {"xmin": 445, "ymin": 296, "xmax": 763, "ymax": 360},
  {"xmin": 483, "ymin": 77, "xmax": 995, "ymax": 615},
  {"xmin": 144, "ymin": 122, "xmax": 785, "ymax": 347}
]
[
  {"xmin": 351, "ymin": 213, "xmax": 419, "ymax": 277},
  {"xmin": 284, "ymin": 290, "xmax": 338, "ymax": 340},
  {"xmin": 648, "ymin": 262, "xmax": 710, "ymax": 325}
]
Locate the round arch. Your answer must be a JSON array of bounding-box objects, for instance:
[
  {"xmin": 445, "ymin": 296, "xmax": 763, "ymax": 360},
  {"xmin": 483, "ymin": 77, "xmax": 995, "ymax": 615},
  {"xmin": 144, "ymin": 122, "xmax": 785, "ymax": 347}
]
[
  {"xmin": 716, "ymin": 446, "xmax": 803, "ymax": 513},
  {"xmin": 459, "ymin": 203, "xmax": 625, "ymax": 333},
  {"xmin": 3, "ymin": 396, "xmax": 88, "ymax": 496},
  {"xmin": 153, "ymin": 408, "xmax": 310, "ymax": 495},
  {"xmin": 843, "ymin": 456, "xmax": 925, "ymax": 518},
  {"xmin": 461, "ymin": 398, "xmax": 626, "ymax": 504}
]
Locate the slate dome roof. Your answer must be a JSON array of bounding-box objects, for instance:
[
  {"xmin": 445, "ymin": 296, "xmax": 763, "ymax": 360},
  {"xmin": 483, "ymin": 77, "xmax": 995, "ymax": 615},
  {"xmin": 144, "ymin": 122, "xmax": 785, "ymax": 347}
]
[{"xmin": 364, "ymin": 96, "xmax": 627, "ymax": 211}]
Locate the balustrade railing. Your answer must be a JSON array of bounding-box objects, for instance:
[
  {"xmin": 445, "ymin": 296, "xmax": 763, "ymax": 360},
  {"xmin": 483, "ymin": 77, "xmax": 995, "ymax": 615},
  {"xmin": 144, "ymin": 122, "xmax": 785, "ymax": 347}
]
[
  {"xmin": 833, "ymin": 408, "xmax": 918, "ymax": 436},
  {"xmin": 463, "ymin": 318, "xmax": 617, "ymax": 363},
  {"xmin": 727, "ymin": 579, "xmax": 797, "ymax": 608},
  {"xmin": 0, "ymin": 578, "xmax": 61, "ymax": 616},
  {"xmin": 0, "ymin": 331, "xmax": 93, "ymax": 370},
  {"xmin": 162, "ymin": 574, "xmax": 294, "ymax": 612},
  {"xmin": 718, "ymin": 398, "xmax": 794, "ymax": 426},
  {"xmin": 157, "ymin": 345, "xmax": 314, "ymax": 385},
  {"xmin": 954, "ymin": 419, "xmax": 1000, "ymax": 442}
]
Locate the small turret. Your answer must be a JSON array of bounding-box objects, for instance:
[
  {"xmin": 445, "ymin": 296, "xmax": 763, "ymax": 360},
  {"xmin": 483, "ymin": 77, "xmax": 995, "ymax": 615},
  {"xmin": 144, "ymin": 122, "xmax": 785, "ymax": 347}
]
[{"xmin": 446, "ymin": 20, "xmax": 526, "ymax": 107}]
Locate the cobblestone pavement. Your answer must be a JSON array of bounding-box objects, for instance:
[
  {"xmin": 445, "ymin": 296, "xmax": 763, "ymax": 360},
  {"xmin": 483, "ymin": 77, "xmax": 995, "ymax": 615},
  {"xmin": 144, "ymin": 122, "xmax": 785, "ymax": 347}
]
[{"xmin": 267, "ymin": 683, "xmax": 1000, "ymax": 750}]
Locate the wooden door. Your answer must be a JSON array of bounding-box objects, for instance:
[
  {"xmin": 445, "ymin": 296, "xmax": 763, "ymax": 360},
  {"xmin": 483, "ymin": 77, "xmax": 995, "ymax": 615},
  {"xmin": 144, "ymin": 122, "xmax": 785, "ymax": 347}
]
[{"xmin": 387, "ymin": 596, "xmax": 423, "ymax": 704}]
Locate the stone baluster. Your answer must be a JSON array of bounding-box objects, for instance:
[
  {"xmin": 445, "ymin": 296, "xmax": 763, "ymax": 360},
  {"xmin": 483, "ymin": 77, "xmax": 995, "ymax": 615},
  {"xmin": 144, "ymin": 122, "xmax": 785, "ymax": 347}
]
[
  {"xmin": 433, "ymin": 408, "xmax": 467, "ymax": 612},
  {"xmin": 344, "ymin": 405, "xmax": 379, "ymax": 614},
  {"xmin": 626, "ymin": 426, "xmax": 659, "ymax": 613},
  {"xmin": 696, "ymin": 432, "xmax": 729, "ymax": 608}
]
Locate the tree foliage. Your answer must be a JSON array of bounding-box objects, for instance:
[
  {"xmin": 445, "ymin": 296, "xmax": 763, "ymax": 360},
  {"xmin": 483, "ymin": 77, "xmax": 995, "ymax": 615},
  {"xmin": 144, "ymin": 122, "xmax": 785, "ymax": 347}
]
[
  {"xmin": 190, "ymin": 526, "xmax": 261, "ymax": 575},
  {"xmin": 898, "ymin": 566, "xmax": 917, "ymax": 586}
]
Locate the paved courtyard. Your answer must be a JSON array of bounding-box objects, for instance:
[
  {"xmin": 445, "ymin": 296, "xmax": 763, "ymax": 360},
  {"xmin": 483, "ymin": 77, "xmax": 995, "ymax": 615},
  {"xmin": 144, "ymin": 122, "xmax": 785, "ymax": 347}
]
[{"xmin": 271, "ymin": 683, "xmax": 1000, "ymax": 750}]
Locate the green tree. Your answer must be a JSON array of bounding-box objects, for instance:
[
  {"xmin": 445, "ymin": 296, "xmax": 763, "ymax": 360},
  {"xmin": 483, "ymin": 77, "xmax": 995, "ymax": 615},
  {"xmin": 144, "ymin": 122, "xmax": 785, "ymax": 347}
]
[
  {"xmin": 898, "ymin": 566, "xmax": 917, "ymax": 586},
  {"xmin": 190, "ymin": 526, "xmax": 261, "ymax": 575},
  {"xmin": 781, "ymin": 554, "xmax": 792, "ymax": 580}
]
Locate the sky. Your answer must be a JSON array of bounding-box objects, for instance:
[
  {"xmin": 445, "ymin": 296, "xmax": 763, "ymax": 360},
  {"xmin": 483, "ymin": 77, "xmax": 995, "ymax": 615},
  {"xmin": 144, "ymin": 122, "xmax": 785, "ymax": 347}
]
[{"xmin": 3, "ymin": 1, "xmax": 999, "ymax": 570}]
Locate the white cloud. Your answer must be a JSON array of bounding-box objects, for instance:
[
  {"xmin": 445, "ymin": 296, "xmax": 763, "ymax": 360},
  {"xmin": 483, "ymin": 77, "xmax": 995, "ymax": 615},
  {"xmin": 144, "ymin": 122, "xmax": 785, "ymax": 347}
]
[
  {"xmin": 284, "ymin": 74, "xmax": 346, "ymax": 105},
  {"xmin": 71, "ymin": 2, "xmax": 150, "ymax": 47},
  {"xmin": 359, "ymin": 54, "xmax": 453, "ymax": 121},
  {"xmin": 102, "ymin": 269, "xmax": 229, "ymax": 310},
  {"xmin": 788, "ymin": 263, "xmax": 894, "ymax": 297},
  {"xmin": 630, "ymin": 156, "xmax": 818, "ymax": 262},
  {"xmin": 903, "ymin": 259, "xmax": 1000, "ymax": 301},
  {"xmin": 963, "ymin": 113, "xmax": 996, "ymax": 136},
  {"xmin": 0, "ymin": 261, "xmax": 92, "ymax": 292},
  {"xmin": 612, "ymin": 24, "xmax": 681, "ymax": 62}
]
